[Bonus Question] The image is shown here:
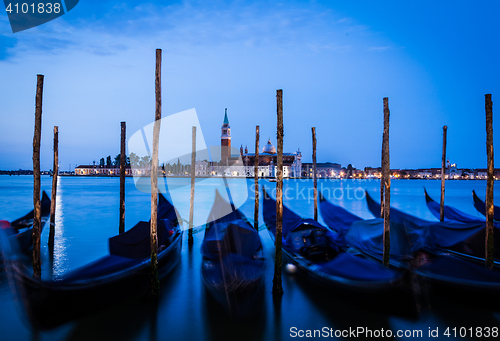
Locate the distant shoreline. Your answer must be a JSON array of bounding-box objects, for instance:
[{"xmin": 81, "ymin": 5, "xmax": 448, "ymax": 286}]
[{"xmin": 0, "ymin": 174, "xmax": 494, "ymax": 180}]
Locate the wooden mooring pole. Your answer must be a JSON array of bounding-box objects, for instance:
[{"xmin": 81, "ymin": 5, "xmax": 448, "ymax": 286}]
[
  {"xmin": 382, "ymin": 97, "xmax": 391, "ymax": 267},
  {"xmin": 32, "ymin": 74, "xmax": 43, "ymax": 279},
  {"xmin": 440, "ymin": 126, "xmax": 447, "ymax": 222},
  {"xmin": 254, "ymin": 125, "xmax": 260, "ymax": 231},
  {"xmin": 380, "ymin": 125, "xmax": 386, "ymax": 218},
  {"xmin": 49, "ymin": 126, "xmax": 58, "ymax": 249},
  {"xmin": 273, "ymin": 89, "xmax": 284, "ymax": 295},
  {"xmin": 149, "ymin": 49, "xmax": 162, "ymax": 297},
  {"xmin": 120, "ymin": 122, "xmax": 126, "ymax": 234},
  {"xmin": 312, "ymin": 127, "xmax": 318, "ymax": 221},
  {"xmin": 188, "ymin": 126, "xmax": 196, "ymax": 246},
  {"xmin": 485, "ymin": 94, "xmax": 494, "ymax": 269}
]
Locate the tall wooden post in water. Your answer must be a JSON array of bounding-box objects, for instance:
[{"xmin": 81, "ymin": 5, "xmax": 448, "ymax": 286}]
[
  {"xmin": 120, "ymin": 122, "xmax": 126, "ymax": 234},
  {"xmin": 188, "ymin": 126, "xmax": 196, "ymax": 246},
  {"xmin": 254, "ymin": 125, "xmax": 260, "ymax": 231},
  {"xmin": 32, "ymin": 74, "xmax": 44, "ymax": 279},
  {"xmin": 440, "ymin": 126, "xmax": 447, "ymax": 222},
  {"xmin": 382, "ymin": 97, "xmax": 391, "ymax": 267},
  {"xmin": 149, "ymin": 49, "xmax": 162, "ymax": 297},
  {"xmin": 273, "ymin": 89, "xmax": 284, "ymax": 295},
  {"xmin": 312, "ymin": 127, "xmax": 318, "ymax": 221},
  {"xmin": 380, "ymin": 125, "xmax": 386, "ymax": 218},
  {"xmin": 49, "ymin": 126, "xmax": 58, "ymax": 249},
  {"xmin": 485, "ymin": 94, "xmax": 494, "ymax": 269}
]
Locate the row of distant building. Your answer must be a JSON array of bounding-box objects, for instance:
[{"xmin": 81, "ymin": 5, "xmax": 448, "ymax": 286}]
[
  {"xmin": 71, "ymin": 109, "xmax": 499, "ymax": 180},
  {"xmin": 363, "ymin": 162, "xmax": 499, "ymax": 180},
  {"xmin": 72, "ymin": 161, "xmax": 500, "ymax": 180},
  {"xmin": 2, "ymin": 163, "xmax": 497, "ymax": 180}
]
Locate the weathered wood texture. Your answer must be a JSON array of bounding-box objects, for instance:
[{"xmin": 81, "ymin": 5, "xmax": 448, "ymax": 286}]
[
  {"xmin": 32, "ymin": 74, "xmax": 44, "ymax": 279},
  {"xmin": 188, "ymin": 126, "xmax": 196, "ymax": 245},
  {"xmin": 120, "ymin": 122, "xmax": 126, "ymax": 234},
  {"xmin": 149, "ymin": 49, "xmax": 162, "ymax": 296},
  {"xmin": 382, "ymin": 97, "xmax": 391, "ymax": 267},
  {"xmin": 485, "ymin": 94, "xmax": 494, "ymax": 269},
  {"xmin": 312, "ymin": 127, "xmax": 318, "ymax": 221},
  {"xmin": 49, "ymin": 126, "xmax": 58, "ymax": 248},
  {"xmin": 254, "ymin": 125, "xmax": 260, "ymax": 231},
  {"xmin": 440, "ymin": 125, "xmax": 447, "ymax": 222},
  {"xmin": 273, "ymin": 89, "xmax": 284, "ymax": 295},
  {"xmin": 380, "ymin": 123, "xmax": 386, "ymax": 218}
]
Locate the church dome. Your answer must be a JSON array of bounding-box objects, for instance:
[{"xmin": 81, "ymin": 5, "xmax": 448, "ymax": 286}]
[{"xmin": 262, "ymin": 139, "xmax": 276, "ymax": 154}]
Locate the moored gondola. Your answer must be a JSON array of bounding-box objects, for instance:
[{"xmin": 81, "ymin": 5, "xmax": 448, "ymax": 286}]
[
  {"xmin": 353, "ymin": 191, "xmax": 500, "ymax": 308},
  {"xmin": 1, "ymin": 191, "xmax": 51, "ymax": 254},
  {"xmin": 262, "ymin": 188, "xmax": 407, "ymax": 296},
  {"xmin": 200, "ymin": 189, "xmax": 265, "ymax": 316},
  {"xmin": 472, "ymin": 189, "xmax": 500, "ymax": 221},
  {"xmin": 424, "ymin": 188, "xmax": 482, "ymax": 223},
  {"xmin": 320, "ymin": 193, "xmax": 418, "ymax": 267},
  {"xmin": 373, "ymin": 190, "xmax": 500, "ymax": 263},
  {"xmin": 1, "ymin": 193, "xmax": 182, "ymax": 330}
]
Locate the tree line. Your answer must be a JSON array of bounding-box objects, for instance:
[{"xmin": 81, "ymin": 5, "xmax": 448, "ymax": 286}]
[
  {"xmin": 98, "ymin": 154, "xmax": 131, "ymax": 167},
  {"xmin": 97, "ymin": 153, "xmax": 191, "ymax": 175}
]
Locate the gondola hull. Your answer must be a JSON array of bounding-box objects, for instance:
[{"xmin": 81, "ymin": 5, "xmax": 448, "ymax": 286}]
[
  {"xmin": 268, "ymin": 229, "xmax": 407, "ymax": 292},
  {"xmin": 342, "ymin": 191, "xmax": 500, "ymax": 309},
  {"xmin": 268, "ymin": 228, "xmax": 418, "ymax": 316},
  {"xmin": 262, "ymin": 188, "xmax": 408, "ymax": 292},
  {"xmin": 5, "ymin": 231, "xmax": 182, "ymax": 330},
  {"xmin": 201, "ymin": 257, "xmax": 265, "ymax": 317},
  {"xmin": 414, "ymin": 255, "xmax": 500, "ymax": 311},
  {"xmin": 472, "ymin": 189, "xmax": 500, "ymax": 221},
  {"xmin": 10, "ymin": 217, "xmax": 49, "ymax": 254},
  {"xmin": 200, "ymin": 190, "xmax": 266, "ymax": 317},
  {"xmin": 5, "ymin": 191, "xmax": 51, "ymax": 255}
]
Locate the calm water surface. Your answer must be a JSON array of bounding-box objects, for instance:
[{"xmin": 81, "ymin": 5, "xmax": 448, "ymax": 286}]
[{"xmin": 0, "ymin": 175, "xmax": 499, "ymax": 340}]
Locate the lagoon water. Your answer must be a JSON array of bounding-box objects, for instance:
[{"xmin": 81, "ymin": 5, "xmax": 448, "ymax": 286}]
[{"xmin": 0, "ymin": 175, "xmax": 499, "ymax": 340}]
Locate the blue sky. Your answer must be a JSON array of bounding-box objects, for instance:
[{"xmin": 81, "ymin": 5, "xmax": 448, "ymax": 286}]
[{"xmin": 1, "ymin": 0, "xmax": 499, "ymax": 170}]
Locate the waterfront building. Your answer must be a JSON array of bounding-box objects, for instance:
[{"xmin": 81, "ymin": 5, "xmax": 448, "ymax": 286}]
[
  {"xmin": 473, "ymin": 169, "xmax": 500, "ymax": 180},
  {"xmin": 75, "ymin": 164, "xmax": 134, "ymax": 176},
  {"xmin": 220, "ymin": 108, "xmax": 231, "ymax": 164},
  {"xmin": 301, "ymin": 162, "xmax": 341, "ymax": 178},
  {"xmin": 240, "ymin": 139, "xmax": 302, "ymax": 178},
  {"xmin": 194, "ymin": 110, "xmax": 303, "ymax": 177}
]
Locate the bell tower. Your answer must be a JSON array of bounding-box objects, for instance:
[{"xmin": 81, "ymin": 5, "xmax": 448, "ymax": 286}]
[{"xmin": 221, "ymin": 108, "xmax": 231, "ymax": 164}]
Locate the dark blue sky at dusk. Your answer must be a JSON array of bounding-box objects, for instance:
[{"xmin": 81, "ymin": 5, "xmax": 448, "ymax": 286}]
[{"xmin": 1, "ymin": 1, "xmax": 499, "ymax": 170}]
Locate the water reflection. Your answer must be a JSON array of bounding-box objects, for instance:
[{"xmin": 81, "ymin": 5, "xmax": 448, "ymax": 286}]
[
  {"xmin": 272, "ymin": 294, "xmax": 283, "ymax": 341},
  {"xmin": 285, "ymin": 272, "xmax": 411, "ymax": 339},
  {"xmin": 53, "ymin": 181, "xmax": 67, "ymax": 278},
  {"xmin": 65, "ymin": 297, "xmax": 160, "ymax": 341}
]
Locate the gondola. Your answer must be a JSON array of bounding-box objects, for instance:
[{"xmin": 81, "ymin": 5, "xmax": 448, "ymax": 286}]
[
  {"xmin": 420, "ymin": 190, "xmax": 500, "ymax": 262},
  {"xmin": 472, "ymin": 189, "xmax": 500, "ymax": 221},
  {"xmin": 366, "ymin": 190, "xmax": 500, "ymax": 263},
  {"xmin": 262, "ymin": 187, "xmax": 406, "ymax": 294},
  {"xmin": 424, "ymin": 188, "xmax": 483, "ymax": 223},
  {"xmin": 1, "ymin": 193, "xmax": 182, "ymax": 330},
  {"xmin": 319, "ymin": 193, "xmax": 418, "ymax": 267},
  {"xmin": 1, "ymin": 191, "xmax": 51, "ymax": 254},
  {"xmin": 354, "ymin": 191, "xmax": 500, "ymax": 306},
  {"xmin": 200, "ymin": 189, "xmax": 265, "ymax": 316}
]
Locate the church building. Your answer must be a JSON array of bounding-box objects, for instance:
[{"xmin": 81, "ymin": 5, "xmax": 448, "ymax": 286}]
[{"xmin": 195, "ymin": 109, "xmax": 302, "ymax": 177}]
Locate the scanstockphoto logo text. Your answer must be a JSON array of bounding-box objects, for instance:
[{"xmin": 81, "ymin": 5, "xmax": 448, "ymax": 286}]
[
  {"xmin": 250, "ymin": 182, "xmax": 367, "ymax": 204},
  {"xmin": 3, "ymin": 0, "xmax": 79, "ymax": 33}
]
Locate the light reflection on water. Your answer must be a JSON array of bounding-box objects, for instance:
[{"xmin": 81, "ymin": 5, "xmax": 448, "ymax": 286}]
[
  {"xmin": 53, "ymin": 179, "xmax": 67, "ymax": 278},
  {"xmin": 0, "ymin": 175, "xmax": 499, "ymax": 340}
]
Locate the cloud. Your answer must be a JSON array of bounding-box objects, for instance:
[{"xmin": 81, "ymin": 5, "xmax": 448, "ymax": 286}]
[{"xmin": 0, "ymin": 1, "xmax": 390, "ymax": 61}]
